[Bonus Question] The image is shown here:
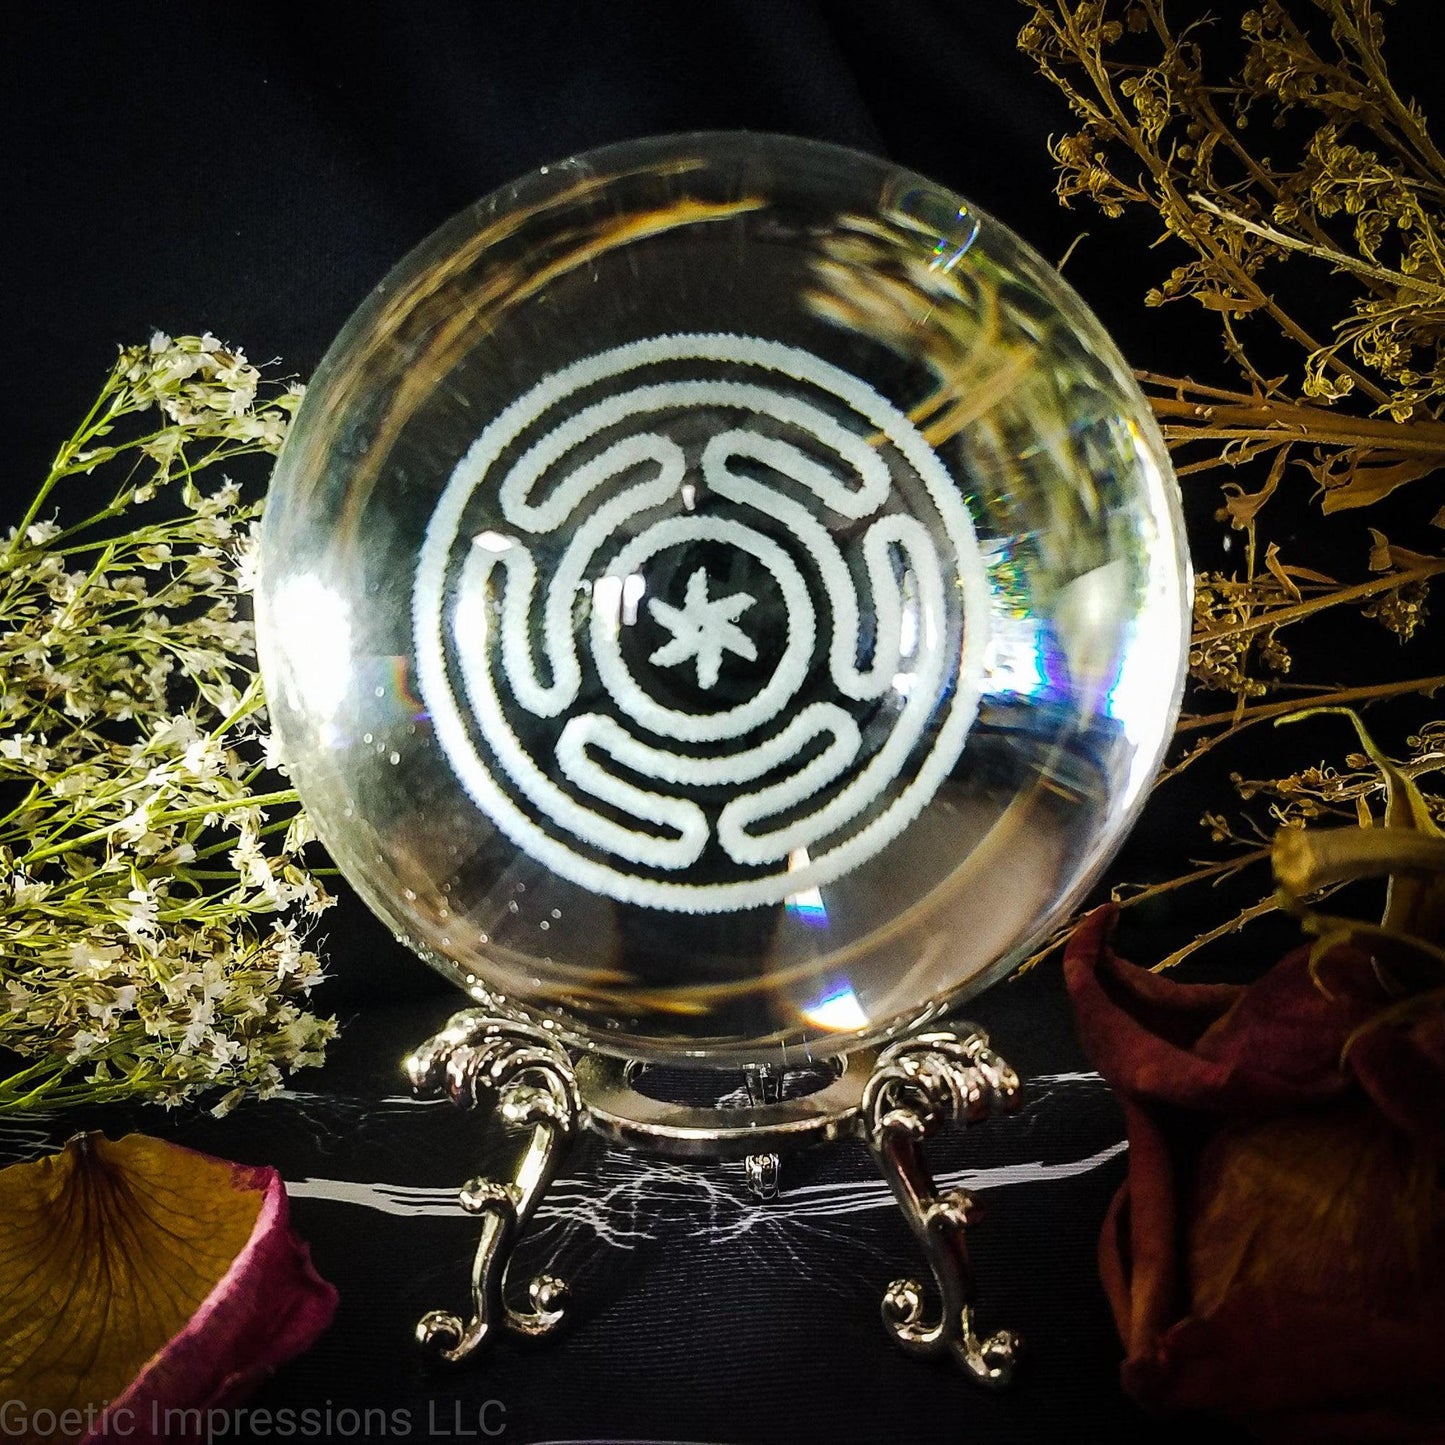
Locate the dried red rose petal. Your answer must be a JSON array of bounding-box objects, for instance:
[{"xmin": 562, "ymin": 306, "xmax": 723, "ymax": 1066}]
[{"xmin": 0, "ymin": 1134, "xmax": 337, "ymax": 1445}]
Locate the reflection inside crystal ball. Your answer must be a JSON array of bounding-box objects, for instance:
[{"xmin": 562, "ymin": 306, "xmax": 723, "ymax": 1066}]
[{"xmin": 256, "ymin": 133, "xmax": 1189, "ymax": 1063}]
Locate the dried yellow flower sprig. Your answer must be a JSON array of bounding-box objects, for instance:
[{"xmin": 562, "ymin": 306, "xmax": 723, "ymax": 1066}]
[
  {"xmin": 1014, "ymin": 0, "xmax": 1445, "ymax": 971},
  {"xmin": 1020, "ymin": 0, "xmax": 1445, "ymax": 412},
  {"xmin": 0, "ymin": 334, "xmax": 335, "ymax": 1114},
  {"xmin": 1018, "ymin": 0, "xmax": 1445, "ymax": 707}
]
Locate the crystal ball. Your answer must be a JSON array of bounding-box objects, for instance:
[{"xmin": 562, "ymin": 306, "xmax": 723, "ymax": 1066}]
[{"xmin": 256, "ymin": 132, "xmax": 1189, "ymax": 1064}]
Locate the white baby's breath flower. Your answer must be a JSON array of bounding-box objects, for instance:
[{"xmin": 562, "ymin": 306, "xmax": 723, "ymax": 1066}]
[
  {"xmin": 152, "ymin": 713, "xmax": 201, "ymax": 751},
  {"xmin": 271, "ymin": 921, "xmax": 305, "ymax": 979},
  {"xmin": 87, "ymin": 984, "xmax": 138, "ymax": 1025},
  {"xmin": 179, "ymin": 997, "xmax": 217, "ymax": 1052},
  {"xmin": 1, "ymin": 334, "xmax": 327, "ymax": 1113},
  {"xmin": 142, "ymin": 429, "xmax": 184, "ymax": 466},
  {"xmin": 115, "ymin": 798, "xmax": 158, "ymax": 843},
  {"xmin": 69, "ymin": 940, "xmax": 122, "ymax": 977},
  {"xmin": 67, "ymin": 1029, "xmax": 104, "ymax": 1063},
  {"xmin": 282, "ymin": 809, "xmax": 314, "ymax": 850},
  {"xmin": 295, "ymin": 873, "xmax": 333, "ymax": 916},
  {"xmin": 181, "ymin": 735, "xmax": 225, "ymax": 779},
  {"xmin": 118, "ymin": 885, "xmax": 160, "ymax": 943},
  {"xmin": 10, "ymin": 877, "xmax": 50, "ymax": 907}
]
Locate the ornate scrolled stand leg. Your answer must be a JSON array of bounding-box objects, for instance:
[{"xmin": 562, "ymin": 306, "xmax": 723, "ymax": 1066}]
[
  {"xmin": 741, "ymin": 1063, "xmax": 783, "ymax": 1200},
  {"xmin": 861, "ymin": 1027, "xmax": 1022, "ymax": 1387},
  {"xmin": 405, "ymin": 1011, "xmax": 581, "ymax": 1365}
]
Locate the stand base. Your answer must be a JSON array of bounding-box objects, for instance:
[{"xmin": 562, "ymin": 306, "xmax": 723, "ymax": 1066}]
[{"xmin": 405, "ymin": 1012, "xmax": 1022, "ymax": 1387}]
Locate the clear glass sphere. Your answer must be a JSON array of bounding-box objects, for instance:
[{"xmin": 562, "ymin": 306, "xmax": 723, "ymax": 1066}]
[{"xmin": 257, "ymin": 132, "xmax": 1189, "ymax": 1064}]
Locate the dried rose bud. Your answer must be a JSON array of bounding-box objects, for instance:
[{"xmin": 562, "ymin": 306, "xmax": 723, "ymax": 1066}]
[{"xmin": 1065, "ymin": 907, "xmax": 1445, "ymax": 1440}]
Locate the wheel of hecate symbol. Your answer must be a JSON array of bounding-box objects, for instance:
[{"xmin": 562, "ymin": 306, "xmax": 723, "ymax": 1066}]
[{"xmin": 413, "ymin": 332, "xmax": 991, "ymax": 915}]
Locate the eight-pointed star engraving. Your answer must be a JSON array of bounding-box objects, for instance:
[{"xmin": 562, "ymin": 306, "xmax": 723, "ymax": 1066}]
[{"xmin": 647, "ymin": 568, "xmax": 757, "ymax": 690}]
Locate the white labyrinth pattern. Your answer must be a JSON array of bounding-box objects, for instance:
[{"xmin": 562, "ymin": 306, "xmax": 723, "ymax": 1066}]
[{"xmin": 414, "ymin": 335, "xmax": 990, "ymax": 912}]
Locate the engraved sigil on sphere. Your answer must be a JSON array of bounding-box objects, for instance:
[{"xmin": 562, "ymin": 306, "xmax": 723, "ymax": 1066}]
[{"xmin": 414, "ymin": 333, "xmax": 991, "ymax": 914}]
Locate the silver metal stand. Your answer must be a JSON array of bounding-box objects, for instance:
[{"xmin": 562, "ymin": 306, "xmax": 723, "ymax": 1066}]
[{"xmin": 406, "ymin": 1012, "xmax": 1022, "ymax": 1386}]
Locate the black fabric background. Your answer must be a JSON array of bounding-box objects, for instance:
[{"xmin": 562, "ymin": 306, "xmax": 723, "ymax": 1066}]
[{"xmin": 4, "ymin": 5, "xmax": 1442, "ymax": 1443}]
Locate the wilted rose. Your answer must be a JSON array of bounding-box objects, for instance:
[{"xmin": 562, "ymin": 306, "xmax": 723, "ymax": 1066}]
[{"xmin": 1065, "ymin": 905, "xmax": 1445, "ymax": 1442}]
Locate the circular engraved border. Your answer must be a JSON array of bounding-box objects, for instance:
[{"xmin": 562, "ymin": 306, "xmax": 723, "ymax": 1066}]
[{"xmin": 413, "ymin": 333, "xmax": 992, "ymax": 914}]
